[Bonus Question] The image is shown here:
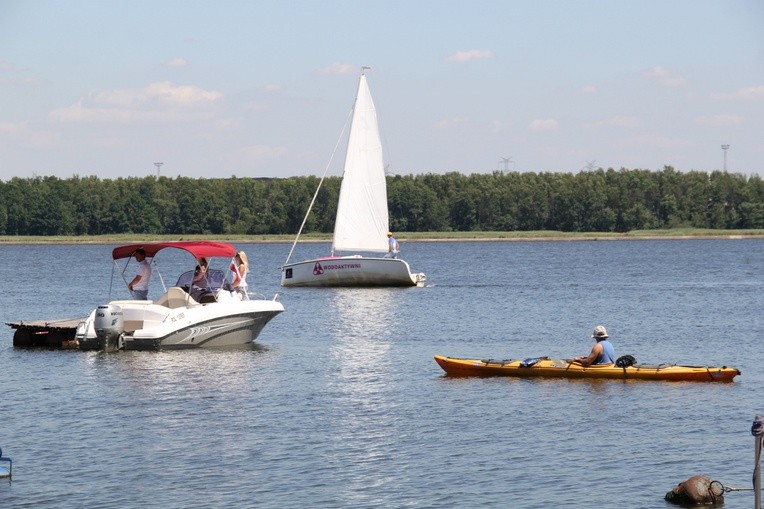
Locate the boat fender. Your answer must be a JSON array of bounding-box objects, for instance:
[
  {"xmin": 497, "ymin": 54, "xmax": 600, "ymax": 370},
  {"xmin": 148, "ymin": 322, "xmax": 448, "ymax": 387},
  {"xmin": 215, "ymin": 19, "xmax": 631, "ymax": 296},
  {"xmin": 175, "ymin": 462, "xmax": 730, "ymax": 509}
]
[{"xmin": 615, "ymin": 355, "xmax": 636, "ymax": 368}]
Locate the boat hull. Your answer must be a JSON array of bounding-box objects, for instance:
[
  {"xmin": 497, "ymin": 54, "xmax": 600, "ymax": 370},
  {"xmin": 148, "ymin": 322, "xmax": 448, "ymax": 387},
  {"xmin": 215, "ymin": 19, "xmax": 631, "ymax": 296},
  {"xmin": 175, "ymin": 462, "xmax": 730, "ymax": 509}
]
[
  {"xmin": 434, "ymin": 355, "xmax": 740, "ymax": 382},
  {"xmin": 78, "ymin": 297, "xmax": 284, "ymax": 351},
  {"xmin": 127, "ymin": 309, "xmax": 283, "ymax": 350},
  {"xmin": 281, "ymin": 256, "xmax": 425, "ymax": 287}
]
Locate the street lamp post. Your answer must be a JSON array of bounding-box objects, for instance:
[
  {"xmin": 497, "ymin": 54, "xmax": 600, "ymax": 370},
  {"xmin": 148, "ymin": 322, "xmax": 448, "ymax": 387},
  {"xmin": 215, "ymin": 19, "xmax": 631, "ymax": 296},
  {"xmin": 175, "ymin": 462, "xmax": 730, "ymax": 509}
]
[{"xmin": 721, "ymin": 145, "xmax": 729, "ymax": 172}]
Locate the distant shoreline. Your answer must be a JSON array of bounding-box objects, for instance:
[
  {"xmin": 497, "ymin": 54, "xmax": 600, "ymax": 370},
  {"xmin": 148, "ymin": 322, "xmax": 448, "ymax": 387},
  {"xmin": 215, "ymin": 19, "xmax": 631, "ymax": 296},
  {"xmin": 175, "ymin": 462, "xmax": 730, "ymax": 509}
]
[{"xmin": 0, "ymin": 230, "xmax": 762, "ymax": 245}]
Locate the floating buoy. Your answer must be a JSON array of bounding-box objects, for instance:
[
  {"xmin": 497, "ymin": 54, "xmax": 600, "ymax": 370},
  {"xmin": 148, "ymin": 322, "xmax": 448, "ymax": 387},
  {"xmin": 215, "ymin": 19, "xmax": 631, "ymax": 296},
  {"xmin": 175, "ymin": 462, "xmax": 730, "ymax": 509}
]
[{"xmin": 664, "ymin": 474, "xmax": 724, "ymax": 505}]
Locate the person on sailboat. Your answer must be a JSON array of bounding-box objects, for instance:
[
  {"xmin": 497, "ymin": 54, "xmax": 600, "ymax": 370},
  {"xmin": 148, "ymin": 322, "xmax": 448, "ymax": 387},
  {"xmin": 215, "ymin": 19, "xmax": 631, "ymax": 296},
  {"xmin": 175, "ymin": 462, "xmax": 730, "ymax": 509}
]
[{"xmin": 386, "ymin": 232, "xmax": 399, "ymax": 259}]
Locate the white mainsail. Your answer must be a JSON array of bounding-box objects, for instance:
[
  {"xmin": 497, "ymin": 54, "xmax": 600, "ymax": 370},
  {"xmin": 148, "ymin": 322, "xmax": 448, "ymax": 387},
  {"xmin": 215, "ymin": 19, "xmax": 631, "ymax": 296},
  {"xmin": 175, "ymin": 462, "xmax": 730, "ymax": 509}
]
[{"xmin": 331, "ymin": 73, "xmax": 389, "ymax": 254}]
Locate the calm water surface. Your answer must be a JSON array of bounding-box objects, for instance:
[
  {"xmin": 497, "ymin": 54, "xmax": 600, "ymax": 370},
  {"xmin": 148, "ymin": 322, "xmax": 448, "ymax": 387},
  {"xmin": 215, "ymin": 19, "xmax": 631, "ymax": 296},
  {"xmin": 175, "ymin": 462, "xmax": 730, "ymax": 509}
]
[{"xmin": 1, "ymin": 239, "xmax": 762, "ymax": 508}]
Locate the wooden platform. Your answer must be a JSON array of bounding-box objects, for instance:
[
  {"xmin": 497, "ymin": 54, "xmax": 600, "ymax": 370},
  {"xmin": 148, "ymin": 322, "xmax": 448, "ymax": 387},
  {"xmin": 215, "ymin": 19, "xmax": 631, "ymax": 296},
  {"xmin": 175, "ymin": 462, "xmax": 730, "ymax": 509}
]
[{"xmin": 5, "ymin": 318, "xmax": 84, "ymax": 348}]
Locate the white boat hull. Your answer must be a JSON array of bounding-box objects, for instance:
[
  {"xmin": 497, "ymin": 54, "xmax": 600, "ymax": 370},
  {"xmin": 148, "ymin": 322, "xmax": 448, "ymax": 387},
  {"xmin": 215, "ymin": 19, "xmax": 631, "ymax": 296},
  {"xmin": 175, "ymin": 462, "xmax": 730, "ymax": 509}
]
[
  {"xmin": 281, "ymin": 256, "xmax": 425, "ymax": 287},
  {"xmin": 77, "ymin": 292, "xmax": 284, "ymax": 350}
]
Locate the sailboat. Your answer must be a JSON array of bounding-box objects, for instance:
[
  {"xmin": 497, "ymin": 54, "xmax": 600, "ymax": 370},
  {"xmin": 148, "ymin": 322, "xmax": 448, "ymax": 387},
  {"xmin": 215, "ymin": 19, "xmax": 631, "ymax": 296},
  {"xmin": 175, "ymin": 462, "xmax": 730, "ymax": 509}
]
[{"xmin": 281, "ymin": 69, "xmax": 426, "ymax": 287}]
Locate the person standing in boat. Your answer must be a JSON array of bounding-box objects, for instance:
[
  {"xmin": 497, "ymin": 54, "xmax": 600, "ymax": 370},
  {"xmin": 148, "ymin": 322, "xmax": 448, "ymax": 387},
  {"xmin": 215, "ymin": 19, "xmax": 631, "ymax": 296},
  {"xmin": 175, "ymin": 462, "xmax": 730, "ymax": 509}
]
[
  {"xmin": 573, "ymin": 325, "xmax": 616, "ymax": 366},
  {"xmin": 127, "ymin": 248, "xmax": 151, "ymax": 300},
  {"xmin": 386, "ymin": 232, "xmax": 399, "ymax": 258},
  {"xmin": 230, "ymin": 250, "xmax": 249, "ymax": 300},
  {"xmin": 192, "ymin": 257, "xmax": 208, "ymax": 286}
]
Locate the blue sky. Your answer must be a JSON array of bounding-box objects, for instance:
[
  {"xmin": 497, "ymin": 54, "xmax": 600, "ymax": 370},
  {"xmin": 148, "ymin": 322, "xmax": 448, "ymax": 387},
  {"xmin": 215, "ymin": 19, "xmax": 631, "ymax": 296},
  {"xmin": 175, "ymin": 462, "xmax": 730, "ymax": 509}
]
[{"xmin": 1, "ymin": 0, "xmax": 762, "ymax": 180}]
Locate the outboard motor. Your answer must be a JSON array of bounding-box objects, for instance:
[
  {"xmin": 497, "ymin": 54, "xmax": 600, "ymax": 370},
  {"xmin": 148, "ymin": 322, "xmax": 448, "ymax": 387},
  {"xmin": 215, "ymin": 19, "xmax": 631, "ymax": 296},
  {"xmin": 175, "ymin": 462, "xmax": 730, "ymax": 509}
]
[{"xmin": 94, "ymin": 304, "xmax": 124, "ymax": 351}]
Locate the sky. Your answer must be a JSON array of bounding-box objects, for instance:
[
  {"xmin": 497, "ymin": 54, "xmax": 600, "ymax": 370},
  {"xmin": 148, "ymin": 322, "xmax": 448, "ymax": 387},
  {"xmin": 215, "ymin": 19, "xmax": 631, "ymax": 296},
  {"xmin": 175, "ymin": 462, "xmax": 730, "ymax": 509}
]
[{"xmin": 1, "ymin": 0, "xmax": 763, "ymax": 181}]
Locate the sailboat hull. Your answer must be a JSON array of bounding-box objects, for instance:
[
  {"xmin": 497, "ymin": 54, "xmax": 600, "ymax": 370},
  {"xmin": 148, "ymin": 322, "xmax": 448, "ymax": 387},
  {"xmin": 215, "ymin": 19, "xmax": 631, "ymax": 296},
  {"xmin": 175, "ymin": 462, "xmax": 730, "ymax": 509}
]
[{"xmin": 281, "ymin": 256, "xmax": 425, "ymax": 287}]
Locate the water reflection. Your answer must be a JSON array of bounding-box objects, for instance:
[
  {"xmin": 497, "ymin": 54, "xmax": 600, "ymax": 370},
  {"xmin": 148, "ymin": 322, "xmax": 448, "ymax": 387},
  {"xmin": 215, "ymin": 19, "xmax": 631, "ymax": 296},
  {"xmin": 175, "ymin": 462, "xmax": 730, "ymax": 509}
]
[
  {"xmin": 328, "ymin": 287, "xmax": 398, "ymax": 392},
  {"xmin": 81, "ymin": 343, "xmax": 271, "ymax": 398},
  {"xmin": 325, "ymin": 288, "xmax": 403, "ymax": 504},
  {"xmin": 328, "ymin": 288, "xmax": 398, "ymax": 340}
]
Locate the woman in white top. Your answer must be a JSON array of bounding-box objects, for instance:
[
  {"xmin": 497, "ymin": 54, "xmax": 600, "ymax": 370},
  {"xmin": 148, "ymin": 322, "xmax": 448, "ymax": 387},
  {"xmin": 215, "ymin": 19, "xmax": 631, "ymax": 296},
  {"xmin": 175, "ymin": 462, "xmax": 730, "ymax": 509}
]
[{"xmin": 231, "ymin": 251, "xmax": 249, "ymax": 300}]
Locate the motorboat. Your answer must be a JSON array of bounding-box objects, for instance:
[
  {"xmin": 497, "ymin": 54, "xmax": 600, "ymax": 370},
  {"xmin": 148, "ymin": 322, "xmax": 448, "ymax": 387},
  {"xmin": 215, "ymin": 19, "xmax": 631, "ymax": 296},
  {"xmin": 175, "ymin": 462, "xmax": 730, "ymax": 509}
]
[
  {"xmin": 75, "ymin": 241, "xmax": 284, "ymax": 350},
  {"xmin": 281, "ymin": 68, "xmax": 426, "ymax": 287}
]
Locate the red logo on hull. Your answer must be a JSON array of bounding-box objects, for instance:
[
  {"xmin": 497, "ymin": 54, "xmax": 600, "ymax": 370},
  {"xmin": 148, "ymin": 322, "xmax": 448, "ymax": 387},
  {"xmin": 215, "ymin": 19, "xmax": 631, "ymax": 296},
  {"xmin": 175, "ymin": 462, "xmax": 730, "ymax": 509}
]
[{"xmin": 313, "ymin": 262, "xmax": 324, "ymax": 275}]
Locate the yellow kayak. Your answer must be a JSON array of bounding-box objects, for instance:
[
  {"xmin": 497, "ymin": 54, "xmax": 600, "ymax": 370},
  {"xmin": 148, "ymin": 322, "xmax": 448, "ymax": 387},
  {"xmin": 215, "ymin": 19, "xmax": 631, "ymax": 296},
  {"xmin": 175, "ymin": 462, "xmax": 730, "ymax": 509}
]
[{"xmin": 434, "ymin": 355, "xmax": 740, "ymax": 382}]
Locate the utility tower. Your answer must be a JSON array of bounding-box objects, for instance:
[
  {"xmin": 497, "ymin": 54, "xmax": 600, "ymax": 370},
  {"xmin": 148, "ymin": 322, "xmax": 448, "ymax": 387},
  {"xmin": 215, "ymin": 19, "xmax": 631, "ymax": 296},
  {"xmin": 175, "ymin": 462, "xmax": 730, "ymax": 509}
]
[{"xmin": 498, "ymin": 156, "xmax": 513, "ymax": 171}]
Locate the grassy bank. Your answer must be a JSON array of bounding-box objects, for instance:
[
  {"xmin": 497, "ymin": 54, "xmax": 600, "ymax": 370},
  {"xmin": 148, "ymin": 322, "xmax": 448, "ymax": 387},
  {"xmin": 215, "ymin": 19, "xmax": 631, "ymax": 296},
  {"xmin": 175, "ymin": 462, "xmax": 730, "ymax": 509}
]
[{"xmin": 0, "ymin": 229, "xmax": 762, "ymax": 244}]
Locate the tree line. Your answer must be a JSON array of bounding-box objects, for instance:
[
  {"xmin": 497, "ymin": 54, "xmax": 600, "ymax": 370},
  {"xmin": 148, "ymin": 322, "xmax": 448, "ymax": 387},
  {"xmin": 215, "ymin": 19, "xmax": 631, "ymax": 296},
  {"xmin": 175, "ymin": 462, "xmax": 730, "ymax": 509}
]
[{"xmin": 1, "ymin": 167, "xmax": 762, "ymax": 236}]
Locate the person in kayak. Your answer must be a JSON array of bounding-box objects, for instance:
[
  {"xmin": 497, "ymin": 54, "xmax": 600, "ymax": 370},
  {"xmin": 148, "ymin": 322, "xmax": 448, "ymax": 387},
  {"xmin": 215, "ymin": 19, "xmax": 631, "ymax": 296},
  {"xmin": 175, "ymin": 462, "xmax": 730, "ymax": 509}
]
[{"xmin": 573, "ymin": 325, "xmax": 616, "ymax": 366}]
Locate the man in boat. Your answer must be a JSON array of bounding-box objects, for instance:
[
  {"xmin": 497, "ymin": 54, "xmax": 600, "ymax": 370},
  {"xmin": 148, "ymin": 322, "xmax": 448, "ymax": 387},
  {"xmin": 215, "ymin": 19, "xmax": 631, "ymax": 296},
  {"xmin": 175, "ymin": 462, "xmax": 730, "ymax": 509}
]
[
  {"xmin": 386, "ymin": 232, "xmax": 399, "ymax": 258},
  {"xmin": 127, "ymin": 248, "xmax": 151, "ymax": 300},
  {"xmin": 572, "ymin": 325, "xmax": 616, "ymax": 366}
]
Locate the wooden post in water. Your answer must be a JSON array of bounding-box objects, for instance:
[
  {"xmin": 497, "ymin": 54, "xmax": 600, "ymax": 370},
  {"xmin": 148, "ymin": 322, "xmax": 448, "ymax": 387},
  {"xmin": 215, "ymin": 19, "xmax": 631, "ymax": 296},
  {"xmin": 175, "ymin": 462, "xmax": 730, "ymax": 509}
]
[{"xmin": 754, "ymin": 415, "xmax": 763, "ymax": 509}]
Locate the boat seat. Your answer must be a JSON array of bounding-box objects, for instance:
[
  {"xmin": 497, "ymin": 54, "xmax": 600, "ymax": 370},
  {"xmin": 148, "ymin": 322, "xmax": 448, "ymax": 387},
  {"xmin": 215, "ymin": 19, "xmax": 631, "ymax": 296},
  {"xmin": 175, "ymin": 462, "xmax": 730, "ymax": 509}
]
[
  {"xmin": 196, "ymin": 291, "xmax": 218, "ymax": 304},
  {"xmin": 155, "ymin": 287, "xmax": 200, "ymax": 309}
]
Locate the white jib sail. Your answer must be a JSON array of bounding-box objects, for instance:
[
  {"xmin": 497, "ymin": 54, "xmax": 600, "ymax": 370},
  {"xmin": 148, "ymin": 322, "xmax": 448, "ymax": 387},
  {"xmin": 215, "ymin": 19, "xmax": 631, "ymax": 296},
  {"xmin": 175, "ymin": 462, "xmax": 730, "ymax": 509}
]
[{"xmin": 332, "ymin": 72, "xmax": 390, "ymax": 254}]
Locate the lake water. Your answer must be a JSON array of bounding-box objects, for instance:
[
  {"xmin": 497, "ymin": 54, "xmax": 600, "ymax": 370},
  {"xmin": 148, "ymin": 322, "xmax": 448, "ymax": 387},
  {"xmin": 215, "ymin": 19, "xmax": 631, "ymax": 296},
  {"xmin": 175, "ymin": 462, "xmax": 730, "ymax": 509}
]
[{"xmin": 1, "ymin": 239, "xmax": 762, "ymax": 508}]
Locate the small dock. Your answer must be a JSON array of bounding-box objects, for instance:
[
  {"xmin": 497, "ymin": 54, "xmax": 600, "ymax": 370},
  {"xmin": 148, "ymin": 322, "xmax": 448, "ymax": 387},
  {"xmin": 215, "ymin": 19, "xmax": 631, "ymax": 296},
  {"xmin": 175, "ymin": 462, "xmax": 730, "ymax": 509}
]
[{"xmin": 5, "ymin": 318, "xmax": 84, "ymax": 348}]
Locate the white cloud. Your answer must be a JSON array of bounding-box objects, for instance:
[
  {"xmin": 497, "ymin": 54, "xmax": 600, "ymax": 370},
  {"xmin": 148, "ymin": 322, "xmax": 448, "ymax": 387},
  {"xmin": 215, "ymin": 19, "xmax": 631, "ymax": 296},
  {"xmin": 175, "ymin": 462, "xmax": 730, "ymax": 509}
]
[
  {"xmin": 529, "ymin": 118, "xmax": 559, "ymax": 132},
  {"xmin": 50, "ymin": 101, "xmax": 176, "ymax": 123},
  {"xmin": 619, "ymin": 134, "xmax": 692, "ymax": 149},
  {"xmin": 263, "ymin": 84, "xmax": 282, "ymax": 93},
  {"xmin": 243, "ymin": 101, "xmax": 268, "ymax": 111},
  {"xmin": 0, "ymin": 60, "xmax": 46, "ymax": 86},
  {"xmin": 0, "ymin": 121, "xmax": 60, "ymax": 148},
  {"xmin": 319, "ymin": 63, "xmax": 358, "ymax": 74},
  {"xmin": 212, "ymin": 117, "xmax": 243, "ymax": 130},
  {"xmin": 94, "ymin": 81, "xmax": 221, "ymax": 107},
  {"xmin": 166, "ymin": 57, "xmax": 188, "ymax": 68},
  {"xmin": 491, "ymin": 120, "xmax": 514, "ymax": 132},
  {"xmin": 645, "ymin": 66, "xmax": 688, "ymax": 87},
  {"xmin": 697, "ymin": 114, "xmax": 744, "ymax": 126},
  {"xmin": 445, "ymin": 50, "xmax": 494, "ymax": 63},
  {"xmin": 580, "ymin": 85, "xmax": 597, "ymax": 94},
  {"xmin": 586, "ymin": 116, "xmax": 641, "ymax": 129},
  {"xmin": 719, "ymin": 85, "xmax": 764, "ymax": 100},
  {"xmin": 12, "ymin": 75, "xmax": 46, "ymax": 86},
  {"xmin": 49, "ymin": 81, "xmax": 223, "ymax": 124},
  {"xmin": 227, "ymin": 144, "xmax": 287, "ymax": 167},
  {"xmin": 433, "ymin": 117, "xmax": 468, "ymax": 129}
]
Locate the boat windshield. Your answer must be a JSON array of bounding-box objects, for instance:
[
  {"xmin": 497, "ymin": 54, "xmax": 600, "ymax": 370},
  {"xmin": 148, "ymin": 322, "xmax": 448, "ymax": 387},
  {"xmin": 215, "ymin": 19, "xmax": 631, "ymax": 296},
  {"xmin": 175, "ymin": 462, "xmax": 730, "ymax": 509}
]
[{"xmin": 176, "ymin": 268, "xmax": 233, "ymax": 294}]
